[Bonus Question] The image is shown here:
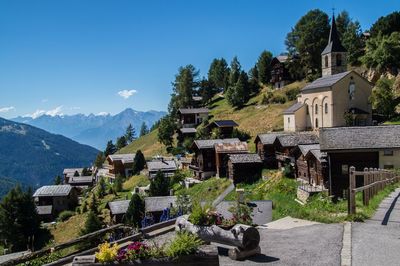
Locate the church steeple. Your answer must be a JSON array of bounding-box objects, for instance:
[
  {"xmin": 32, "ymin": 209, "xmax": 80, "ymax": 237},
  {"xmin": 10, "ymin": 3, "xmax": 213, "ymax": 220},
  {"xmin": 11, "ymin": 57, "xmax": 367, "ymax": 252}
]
[{"xmin": 321, "ymin": 14, "xmax": 347, "ymax": 77}]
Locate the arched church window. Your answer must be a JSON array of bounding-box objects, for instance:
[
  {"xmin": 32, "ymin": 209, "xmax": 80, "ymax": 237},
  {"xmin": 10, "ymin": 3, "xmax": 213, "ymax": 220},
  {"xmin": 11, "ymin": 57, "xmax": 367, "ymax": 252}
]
[
  {"xmin": 336, "ymin": 54, "xmax": 342, "ymax": 66},
  {"xmin": 325, "ymin": 103, "xmax": 328, "ymax": 114},
  {"xmin": 324, "ymin": 56, "xmax": 328, "ymax": 68},
  {"xmin": 349, "ymin": 80, "xmax": 355, "ymax": 100},
  {"xmin": 315, "ymin": 104, "xmax": 318, "ymax": 115},
  {"xmin": 315, "ymin": 118, "xmax": 319, "ymax": 128}
]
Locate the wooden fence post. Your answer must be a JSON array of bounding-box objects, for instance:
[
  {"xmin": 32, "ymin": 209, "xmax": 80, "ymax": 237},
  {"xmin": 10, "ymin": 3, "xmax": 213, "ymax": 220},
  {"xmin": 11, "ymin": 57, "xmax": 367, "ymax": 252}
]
[
  {"xmin": 348, "ymin": 166, "xmax": 356, "ymax": 215},
  {"xmin": 363, "ymin": 168, "xmax": 368, "ymax": 206}
]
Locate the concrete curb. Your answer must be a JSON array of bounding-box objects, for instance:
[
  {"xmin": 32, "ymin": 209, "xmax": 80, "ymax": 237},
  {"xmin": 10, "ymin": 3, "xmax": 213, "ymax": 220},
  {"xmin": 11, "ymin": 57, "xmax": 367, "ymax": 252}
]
[{"xmin": 341, "ymin": 222, "xmax": 352, "ymax": 266}]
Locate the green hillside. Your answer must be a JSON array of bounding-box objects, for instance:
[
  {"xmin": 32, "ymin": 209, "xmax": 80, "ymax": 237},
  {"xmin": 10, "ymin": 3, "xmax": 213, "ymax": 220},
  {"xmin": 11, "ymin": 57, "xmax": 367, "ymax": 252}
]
[{"xmin": 119, "ymin": 81, "xmax": 306, "ymax": 156}]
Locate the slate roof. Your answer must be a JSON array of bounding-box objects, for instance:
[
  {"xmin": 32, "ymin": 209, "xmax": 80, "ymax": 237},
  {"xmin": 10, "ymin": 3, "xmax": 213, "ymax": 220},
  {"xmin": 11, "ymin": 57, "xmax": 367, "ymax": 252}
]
[
  {"xmin": 255, "ymin": 132, "xmax": 288, "ymax": 145},
  {"xmin": 302, "ymin": 71, "xmax": 351, "ymax": 92},
  {"xmin": 229, "ymin": 153, "xmax": 262, "ymax": 164},
  {"xmin": 147, "ymin": 160, "xmax": 177, "ymax": 172},
  {"xmin": 107, "ymin": 200, "xmax": 130, "ymax": 215},
  {"xmin": 145, "ymin": 196, "xmax": 177, "ymax": 212},
  {"xmin": 276, "ymin": 55, "xmax": 288, "ymax": 63},
  {"xmin": 283, "ymin": 102, "xmax": 305, "ymax": 114},
  {"xmin": 108, "ymin": 154, "xmax": 135, "ymax": 164},
  {"xmin": 307, "ymin": 149, "xmax": 327, "ymax": 163},
  {"xmin": 210, "ymin": 120, "xmax": 239, "ymax": 128},
  {"xmin": 215, "ymin": 200, "xmax": 272, "ymax": 226},
  {"xmin": 322, "ymin": 14, "xmax": 347, "ymax": 55},
  {"xmin": 33, "ymin": 185, "xmax": 73, "ymax": 197},
  {"xmin": 178, "ymin": 108, "xmax": 209, "ymax": 114},
  {"xmin": 193, "ymin": 138, "xmax": 240, "ymax": 149},
  {"xmin": 63, "ymin": 168, "xmax": 83, "ymax": 175},
  {"xmin": 297, "ymin": 144, "xmax": 321, "ymax": 156},
  {"xmin": 36, "ymin": 205, "xmax": 52, "ymax": 215},
  {"xmin": 179, "ymin": 128, "xmax": 197, "ymax": 134},
  {"xmin": 320, "ymin": 125, "xmax": 400, "ymax": 151},
  {"xmin": 67, "ymin": 175, "xmax": 93, "ymax": 184},
  {"xmin": 215, "ymin": 142, "xmax": 248, "ymax": 153},
  {"xmin": 276, "ymin": 132, "xmax": 319, "ymax": 147}
]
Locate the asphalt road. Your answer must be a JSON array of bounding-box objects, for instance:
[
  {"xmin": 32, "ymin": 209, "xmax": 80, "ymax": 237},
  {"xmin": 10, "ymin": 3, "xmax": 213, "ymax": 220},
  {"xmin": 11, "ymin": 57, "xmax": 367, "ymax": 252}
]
[
  {"xmin": 218, "ymin": 223, "xmax": 343, "ymax": 266},
  {"xmin": 352, "ymin": 188, "xmax": 400, "ymax": 266}
]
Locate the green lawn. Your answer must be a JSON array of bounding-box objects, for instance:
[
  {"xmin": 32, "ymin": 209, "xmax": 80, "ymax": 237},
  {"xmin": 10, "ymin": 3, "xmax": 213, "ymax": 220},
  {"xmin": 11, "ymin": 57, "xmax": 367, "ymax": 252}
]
[{"xmin": 225, "ymin": 172, "xmax": 400, "ymax": 223}]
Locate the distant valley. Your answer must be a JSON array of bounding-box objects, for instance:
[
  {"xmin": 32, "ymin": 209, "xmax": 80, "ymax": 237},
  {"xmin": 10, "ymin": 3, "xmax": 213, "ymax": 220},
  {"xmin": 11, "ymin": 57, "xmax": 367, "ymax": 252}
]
[
  {"xmin": 0, "ymin": 117, "xmax": 99, "ymax": 196},
  {"xmin": 13, "ymin": 108, "xmax": 166, "ymax": 150}
]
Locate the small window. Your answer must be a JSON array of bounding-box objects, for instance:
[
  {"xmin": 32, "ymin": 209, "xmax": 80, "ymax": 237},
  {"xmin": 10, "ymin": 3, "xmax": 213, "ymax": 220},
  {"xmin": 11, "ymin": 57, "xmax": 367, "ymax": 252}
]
[
  {"xmin": 306, "ymin": 105, "xmax": 309, "ymax": 115},
  {"xmin": 341, "ymin": 164, "xmax": 349, "ymax": 175},
  {"xmin": 324, "ymin": 55, "xmax": 328, "ymax": 68},
  {"xmin": 336, "ymin": 54, "xmax": 342, "ymax": 66},
  {"xmin": 384, "ymin": 165, "xmax": 394, "ymax": 169},
  {"xmin": 288, "ymin": 117, "xmax": 290, "ymax": 123},
  {"xmin": 315, "ymin": 104, "xmax": 318, "ymax": 114},
  {"xmin": 349, "ymin": 81, "xmax": 355, "ymax": 100},
  {"xmin": 315, "ymin": 118, "xmax": 319, "ymax": 128},
  {"xmin": 384, "ymin": 150, "xmax": 394, "ymax": 156},
  {"xmin": 325, "ymin": 103, "xmax": 328, "ymax": 114}
]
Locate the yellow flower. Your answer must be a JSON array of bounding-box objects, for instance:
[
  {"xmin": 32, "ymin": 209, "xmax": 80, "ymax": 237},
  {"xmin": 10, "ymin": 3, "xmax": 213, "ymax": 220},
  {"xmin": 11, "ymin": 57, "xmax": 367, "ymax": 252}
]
[{"xmin": 95, "ymin": 242, "xmax": 119, "ymax": 263}]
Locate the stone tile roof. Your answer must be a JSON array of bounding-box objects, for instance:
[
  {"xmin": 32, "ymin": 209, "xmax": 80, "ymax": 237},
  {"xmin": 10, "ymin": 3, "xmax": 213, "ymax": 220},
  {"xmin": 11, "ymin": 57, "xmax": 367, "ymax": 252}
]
[
  {"xmin": 211, "ymin": 120, "xmax": 239, "ymax": 128},
  {"xmin": 179, "ymin": 128, "xmax": 196, "ymax": 134},
  {"xmin": 145, "ymin": 196, "xmax": 177, "ymax": 213},
  {"xmin": 298, "ymin": 144, "xmax": 321, "ymax": 156},
  {"xmin": 229, "ymin": 153, "xmax": 262, "ymax": 164},
  {"xmin": 33, "ymin": 185, "xmax": 73, "ymax": 197},
  {"xmin": 107, "ymin": 200, "xmax": 130, "ymax": 215},
  {"xmin": 320, "ymin": 125, "xmax": 400, "ymax": 151},
  {"xmin": 108, "ymin": 154, "xmax": 135, "ymax": 164},
  {"xmin": 215, "ymin": 142, "xmax": 248, "ymax": 153},
  {"xmin": 301, "ymin": 71, "xmax": 350, "ymax": 92},
  {"xmin": 36, "ymin": 205, "xmax": 52, "ymax": 215},
  {"xmin": 67, "ymin": 175, "xmax": 93, "ymax": 184},
  {"xmin": 63, "ymin": 168, "xmax": 84, "ymax": 175},
  {"xmin": 256, "ymin": 132, "xmax": 288, "ymax": 145},
  {"xmin": 147, "ymin": 160, "xmax": 177, "ymax": 172},
  {"xmin": 193, "ymin": 138, "xmax": 240, "ymax": 149},
  {"xmin": 283, "ymin": 102, "xmax": 305, "ymax": 114},
  {"xmin": 276, "ymin": 132, "xmax": 319, "ymax": 147},
  {"xmin": 308, "ymin": 149, "xmax": 327, "ymax": 163},
  {"xmin": 178, "ymin": 108, "xmax": 209, "ymax": 114}
]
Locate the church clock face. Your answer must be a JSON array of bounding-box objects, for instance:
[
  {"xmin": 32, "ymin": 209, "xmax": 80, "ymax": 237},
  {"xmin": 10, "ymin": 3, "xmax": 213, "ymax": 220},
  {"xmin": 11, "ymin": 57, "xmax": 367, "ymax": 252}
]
[{"xmin": 349, "ymin": 81, "xmax": 355, "ymax": 100}]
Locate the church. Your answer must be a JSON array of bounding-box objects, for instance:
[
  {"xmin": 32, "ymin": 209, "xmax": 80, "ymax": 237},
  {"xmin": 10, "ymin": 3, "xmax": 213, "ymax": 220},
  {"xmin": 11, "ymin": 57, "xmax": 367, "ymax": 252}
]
[{"xmin": 283, "ymin": 15, "xmax": 373, "ymax": 132}]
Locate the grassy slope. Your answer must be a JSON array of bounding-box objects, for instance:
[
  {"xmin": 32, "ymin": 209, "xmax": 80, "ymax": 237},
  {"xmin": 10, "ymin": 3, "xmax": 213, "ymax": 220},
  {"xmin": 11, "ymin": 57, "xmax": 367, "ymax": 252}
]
[{"xmin": 118, "ymin": 81, "xmax": 306, "ymax": 156}]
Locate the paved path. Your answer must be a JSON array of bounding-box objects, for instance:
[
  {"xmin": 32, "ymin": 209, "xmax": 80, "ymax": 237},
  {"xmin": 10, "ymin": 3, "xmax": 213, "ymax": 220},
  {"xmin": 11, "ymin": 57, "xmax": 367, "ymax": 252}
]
[{"xmin": 352, "ymin": 188, "xmax": 400, "ymax": 266}]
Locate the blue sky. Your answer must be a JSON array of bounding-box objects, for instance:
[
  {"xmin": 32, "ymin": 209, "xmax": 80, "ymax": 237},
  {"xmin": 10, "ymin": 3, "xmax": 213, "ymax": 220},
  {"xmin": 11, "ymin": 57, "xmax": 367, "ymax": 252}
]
[{"xmin": 0, "ymin": 0, "xmax": 397, "ymax": 119}]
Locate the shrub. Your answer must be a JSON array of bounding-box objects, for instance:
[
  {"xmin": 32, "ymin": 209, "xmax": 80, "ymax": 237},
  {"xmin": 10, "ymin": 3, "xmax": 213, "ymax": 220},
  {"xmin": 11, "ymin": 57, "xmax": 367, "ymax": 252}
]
[
  {"xmin": 285, "ymin": 87, "xmax": 300, "ymax": 101},
  {"xmin": 57, "ymin": 210, "xmax": 75, "ymax": 222},
  {"xmin": 95, "ymin": 242, "xmax": 119, "ymax": 263},
  {"xmin": 269, "ymin": 93, "xmax": 287, "ymax": 104},
  {"xmin": 231, "ymin": 128, "xmax": 251, "ymax": 141},
  {"xmin": 166, "ymin": 232, "xmax": 203, "ymax": 258},
  {"xmin": 188, "ymin": 203, "xmax": 219, "ymax": 226}
]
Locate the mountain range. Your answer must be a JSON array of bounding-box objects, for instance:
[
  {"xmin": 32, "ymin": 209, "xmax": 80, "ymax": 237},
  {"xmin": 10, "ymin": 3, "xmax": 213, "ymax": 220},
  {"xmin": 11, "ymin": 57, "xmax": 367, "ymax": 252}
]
[
  {"xmin": 13, "ymin": 108, "xmax": 166, "ymax": 150},
  {"xmin": 0, "ymin": 117, "xmax": 99, "ymax": 197}
]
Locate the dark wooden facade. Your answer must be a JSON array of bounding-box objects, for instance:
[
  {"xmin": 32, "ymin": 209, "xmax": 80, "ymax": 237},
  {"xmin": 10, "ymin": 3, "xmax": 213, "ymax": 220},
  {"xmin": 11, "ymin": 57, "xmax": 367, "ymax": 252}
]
[
  {"xmin": 255, "ymin": 140, "xmax": 278, "ymax": 168},
  {"xmin": 190, "ymin": 148, "xmax": 217, "ymax": 179},
  {"xmin": 270, "ymin": 56, "xmax": 292, "ymax": 89},
  {"xmin": 227, "ymin": 161, "xmax": 263, "ymax": 184}
]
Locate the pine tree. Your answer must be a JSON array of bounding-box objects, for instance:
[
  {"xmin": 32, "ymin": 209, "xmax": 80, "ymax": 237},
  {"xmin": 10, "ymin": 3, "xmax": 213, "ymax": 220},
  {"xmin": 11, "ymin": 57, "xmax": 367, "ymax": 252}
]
[
  {"xmin": 149, "ymin": 171, "xmax": 170, "ymax": 196},
  {"xmin": 226, "ymin": 71, "xmax": 250, "ymax": 107},
  {"xmin": 113, "ymin": 175, "xmax": 123, "ymax": 193},
  {"xmin": 132, "ymin": 150, "xmax": 146, "ymax": 175},
  {"xmin": 89, "ymin": 193, "xmax": 99, "ymax": 214},
  {"xmin": 96, "ymin": 178, "xmax": 106, "ymax": 199},
  {"xmin": 125, "ymin": 124, "xmax": 136, "ymax": 143},
  {"xmin": 104, "ymin": 140, "xmax": 116, "ymax": 157},
  {"xmin": 94, "ymin": 152, "xmax": 105, "ymax": 168},
  {"xmin": 80, "ymin": 211, "xmax": 102, "ymax": 235},
  {"xmin": 256, "ymin": 50, "xmax": 273, "ymax": 84},
  {"xmin": 54, "ymin": 175, "xmax": 62, "ymax": 185},
  {"xmin": 228, "ymin": 56, "xmax": 241, "ymax": 88},
  {"xmin": 157, "ymin": 116, "xmax": 176, "ymax": 147},
  {"xmin": 116, "ymin": 136, "xmax": 127, "ymax": 150},
  {"xmin": 139, "ymin": 122, "xmax": 149, "ymax": 137},
  {"xmin": 208, "ymin": 58, "xmax": 229, "ymax": 92},
  {"xmin": 74, "ymin": 170, "xmax": 80, "ymax": 177},
  {"xmin": 124, "ymin": 194, "xmax": 145, "ymax": 227}
]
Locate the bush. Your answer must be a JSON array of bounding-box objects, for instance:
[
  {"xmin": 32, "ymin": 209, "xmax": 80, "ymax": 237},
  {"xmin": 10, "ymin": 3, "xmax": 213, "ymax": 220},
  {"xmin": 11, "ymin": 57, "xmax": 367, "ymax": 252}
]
[
  {"xmin": 231, "ymin": 128, "xmax": 251, "ymax": 141},
  {"xmin": 166, "ymin": 232, "xmax": 203, "ymax": 258},
  {"xmin": 285, "ymin": 87, "xmax": 300, "ymax": 101},
  {"xmin": 269, "ymin": 93, "xmax": 287, "ymax": 104},
  {"xmin": 57, "ymin": 210, "xmax": 75, "ymax": 222},
  {"xmin": 95, "ymin": 242, "xmax": 119, "ymax": 263}
]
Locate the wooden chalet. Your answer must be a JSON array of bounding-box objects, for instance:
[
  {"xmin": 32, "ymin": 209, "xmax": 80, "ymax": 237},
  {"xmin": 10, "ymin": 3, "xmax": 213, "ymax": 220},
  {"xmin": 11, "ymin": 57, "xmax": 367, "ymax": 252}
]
[
  {"xmin": 177, "ymin": 108, "xmax": 209, "ymax": 129},
  {"xmin": 146, "ymin": 159, "xmax": 177, "ymax": 178},
  {"xmin": 215, "ymin": 141, "xmax": 249, "ymax": 177},
  {"xmin": 33, "ymin": 185, "xmax": 78, "ymax": 220},
  {"xmin": 320, "ymin": 125, "xmax": 400, "ymax": 197},
  {"xmin": 227, "ymin": 153, "xmax": 263, "ymax": 184},
  {"xmin": 292, "ymin": 144, "xmax": 328, "ymax": 187},
  {"xmin": 144, "ymin": 196, "xmax": 177, "ymax": 223},
  {"xmin": 63, "ymin": 168, "xmax": 83, "ymax": 184},
  {"xmin": 270, "ymin": 55, "xmax": 292, "ymax": 89},
  {"xmin": 106, "ymin": 154, "xmax": 135, "ymax": 179},
  {"xmin": 255, "ymin": 132, "xmax": 319, "ymax": 168},
  {"xmin": 107, "ymin": 200, "xmax": 130, "ymax": 224},
  {"xmin": 207, "ymin": 120, "xmax": 239, "ymax": 138},
  {"xmin": 190, "ymin": 138, "xmax": 240, "ymax": 179}
]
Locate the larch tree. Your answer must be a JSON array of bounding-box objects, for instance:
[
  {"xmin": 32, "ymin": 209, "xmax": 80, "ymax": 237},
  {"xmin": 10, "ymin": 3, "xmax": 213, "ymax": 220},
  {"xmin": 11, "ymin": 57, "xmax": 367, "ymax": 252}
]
[
  {"xmin": 256, "ymin": 50, "xmax": 273, "ymax": 85},
  {"xmin": 125, "ymin": 124, "xmax": 136, "ymax": 143}
]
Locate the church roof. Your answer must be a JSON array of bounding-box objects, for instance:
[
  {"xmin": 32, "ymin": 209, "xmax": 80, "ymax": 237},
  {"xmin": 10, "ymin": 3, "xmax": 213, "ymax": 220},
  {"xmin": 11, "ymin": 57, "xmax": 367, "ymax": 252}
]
[
  {"xmin": 301, "ymin": 71, "xmax": 351, "ymax": 92},
  {"xmin": 283, "ymin": 102, "xmax": 305, "ymax": 114},
  {"xmin": 321, "ymin": 14, "xmax": 347, "ymax": 55}
]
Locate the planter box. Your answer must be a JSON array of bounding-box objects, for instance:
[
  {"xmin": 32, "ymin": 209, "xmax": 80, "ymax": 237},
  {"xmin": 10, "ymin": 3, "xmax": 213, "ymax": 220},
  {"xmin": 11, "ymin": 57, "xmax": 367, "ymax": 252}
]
[{"xmin": 72, "ymin": 245, "xmax": 219, "ymax": 266}]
